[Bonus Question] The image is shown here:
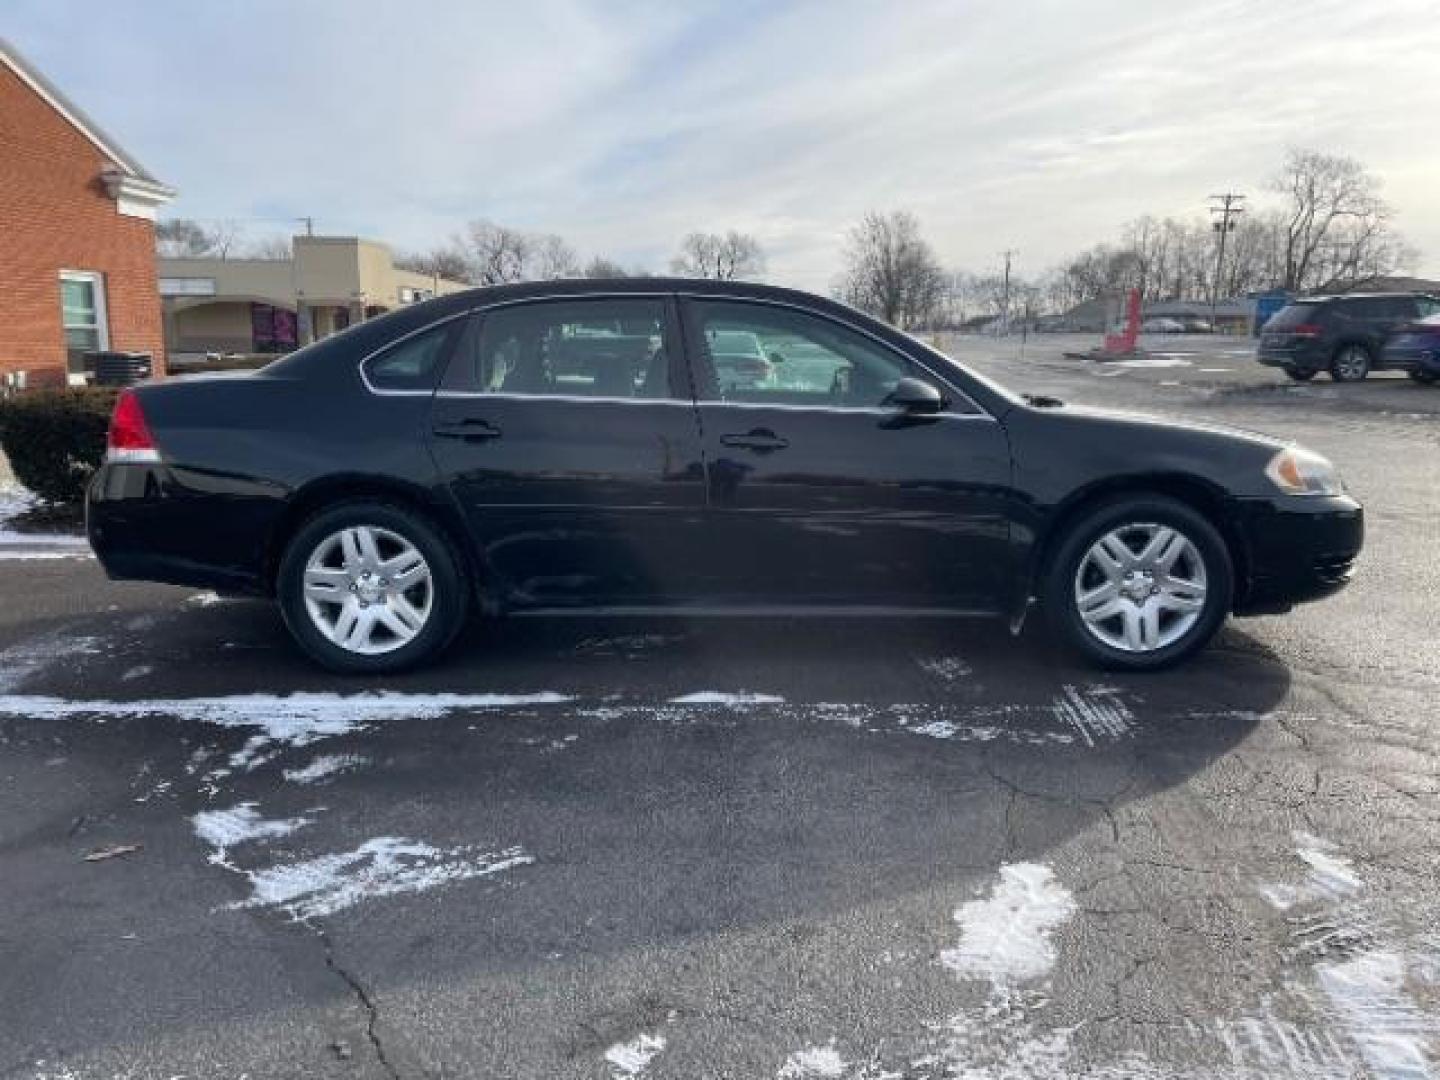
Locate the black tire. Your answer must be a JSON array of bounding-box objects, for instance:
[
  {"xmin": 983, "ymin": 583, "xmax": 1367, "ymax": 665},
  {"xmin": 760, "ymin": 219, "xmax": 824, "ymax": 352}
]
[
  {"xmin": 1408, "ymin": 369, "xmax": 1438, "ymax": 385},
  {"xmin": 277, "ymin": 501, "xmax": 468, "ymax": 673},
  {"xmin": 1329, "ymin": 344, "xmax": 1372, "ymax": 382},
  {"xmin": 1283, "ymin": 366, "xmax": 1317, "ymax": 382},
  {"xmin": 1043, "ymin": 495, "xmax": 1233, "ymax": 671}
]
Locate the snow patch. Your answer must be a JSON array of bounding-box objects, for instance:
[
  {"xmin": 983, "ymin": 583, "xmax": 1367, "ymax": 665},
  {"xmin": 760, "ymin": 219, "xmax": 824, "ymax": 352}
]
[
  {"xmin": 120, "ymin": 664, "xmax": 154, "ymax": 682},
  {"xmin": 284, "ymin": 753, "xmax": 367, "ymax": 784},
  {"xmin": 940, "ymin": 863, "xmax": 1077, "ymax": 987},
  {"xmin": 604, "ymin": 1033, "xmax": 665, "ymax": 1076},
  {"xmin": 186, "ymin": 591, "xmax": 226, "ymax": 606},
  {"xmin": 193, "ymin": 802, "xmax": 311, "ymax": 855},
  {"xmin": 0, "ymin": 632, "xmax": 101, "ymax": 693},
  {"xmin": 0, "ymin": 550, "xmax": 92, "ymax": 561},
  {"xmin": 1317, "ymin": 950, "xmax": 1434, "ymax": 1079},
  {"xmin": 237, "ymin": 837, "xmax": 534, "ymax": 921},
  {"xmin": 1051, "ymin": 684, "xmax": 1132, "ymax": 747},
  {"xmin": 777, "ymin": 1043, "xmax": 846, "ymax": 1078},
  {"xmin": 916, "ymin": 656, "xmax": 972, "ymax": 683},
  {"xmin": 670, "ymin": 691, "xmax": 784, "ymax": 706}
]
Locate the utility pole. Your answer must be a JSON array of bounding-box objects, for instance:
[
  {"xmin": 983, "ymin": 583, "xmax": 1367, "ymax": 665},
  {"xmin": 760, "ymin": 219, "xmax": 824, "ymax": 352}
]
[
  {"xmin": 296, "ymin": 216, "xmax": 314, "ymax": 237},
  {"xmin": 1208, "ymin": 193, "xmax": 1245, "ymax": 330},
  {"xmin": 999, "ymin": 249, "xmax": 1016, "ymax": 335}
]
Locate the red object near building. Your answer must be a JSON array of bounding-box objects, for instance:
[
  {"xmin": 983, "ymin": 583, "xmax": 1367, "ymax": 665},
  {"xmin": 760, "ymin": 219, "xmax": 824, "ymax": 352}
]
[
  {"xmin": 0, "ymin": 36, "xmax": 174, "ymax": 388},
  {"xmin": 1103, "ymin": 289, "xmax": 1141, "ymax": 355}
]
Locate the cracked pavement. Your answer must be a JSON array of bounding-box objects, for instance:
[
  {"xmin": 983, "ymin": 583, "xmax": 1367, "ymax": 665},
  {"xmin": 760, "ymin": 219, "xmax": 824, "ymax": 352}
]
[{"xmin": 1, "ymin": 336, "xmax": 1437, "ymax": 1078}]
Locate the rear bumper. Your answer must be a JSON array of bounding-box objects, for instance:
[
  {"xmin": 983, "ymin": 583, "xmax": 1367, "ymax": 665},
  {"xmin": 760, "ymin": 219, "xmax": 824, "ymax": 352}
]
[
  {"xmin": 1231, "ymin": 494, "xmax": 1363, "ymax": 615},
  {"xmin": 87, "ymin": 462, "xmax": 283, "ymax": 595}
]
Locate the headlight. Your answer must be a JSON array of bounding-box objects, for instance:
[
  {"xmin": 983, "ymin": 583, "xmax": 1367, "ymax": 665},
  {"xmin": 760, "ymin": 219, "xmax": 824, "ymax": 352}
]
[{"xmin": 1265, "ymin": 447, "xmax": 1343, "ymax": 496}]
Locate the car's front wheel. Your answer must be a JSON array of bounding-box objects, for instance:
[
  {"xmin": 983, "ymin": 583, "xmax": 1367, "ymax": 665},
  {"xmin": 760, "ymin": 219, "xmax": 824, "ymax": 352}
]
[
  {"xmin": 277, "ymin": 501, "xmax": 467, "ymax": 673},
  {"xmin": 1408, "ymin": 369, "xmax": 1438, "ymax": 385},
  {"xmin": 1044, "ymin": 495, "xmax": 1232, "ymax": 671}
]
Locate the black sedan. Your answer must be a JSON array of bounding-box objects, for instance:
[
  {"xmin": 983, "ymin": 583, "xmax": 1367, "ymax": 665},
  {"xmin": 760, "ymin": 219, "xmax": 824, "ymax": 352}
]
[{"xmin": 88, "ymin": 279, "xmax": 1363, "ymax": 672}]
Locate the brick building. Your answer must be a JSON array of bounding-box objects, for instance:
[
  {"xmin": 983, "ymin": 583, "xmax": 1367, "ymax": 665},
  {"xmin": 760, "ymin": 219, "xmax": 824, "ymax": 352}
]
[{"xmin": 0, "ymin": 36, "xmax": 174, "ymax": 387}]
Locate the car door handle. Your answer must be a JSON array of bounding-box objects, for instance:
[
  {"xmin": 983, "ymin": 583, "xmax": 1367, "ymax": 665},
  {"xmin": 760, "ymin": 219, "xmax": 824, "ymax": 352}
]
[
  {"xmin": 720, "ymin": 428, "xmax": 789, "ymax": 453},
  {"xmin": 432, "ymin": 419, "xmax": 502, "ymax": 442}
]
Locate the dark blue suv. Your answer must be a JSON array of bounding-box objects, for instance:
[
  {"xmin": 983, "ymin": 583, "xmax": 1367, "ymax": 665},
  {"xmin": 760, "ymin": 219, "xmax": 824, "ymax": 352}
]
[{"xmin": 1257, "ymin": 293, "xmax": 1440, "ymax": 382}]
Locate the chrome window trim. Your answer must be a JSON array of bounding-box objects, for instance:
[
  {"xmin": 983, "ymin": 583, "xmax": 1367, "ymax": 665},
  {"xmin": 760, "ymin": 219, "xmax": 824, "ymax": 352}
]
[
  {"xmin": 676, "ymin": 291, "xmax": 993, "ymax": 420},
  {"xmin": 356, "ymin": 290, "xmax": 995, "ymax": 421},
  {"xmin": 357, "ymin": 309, "xmax": 476, "ymax": 396}
]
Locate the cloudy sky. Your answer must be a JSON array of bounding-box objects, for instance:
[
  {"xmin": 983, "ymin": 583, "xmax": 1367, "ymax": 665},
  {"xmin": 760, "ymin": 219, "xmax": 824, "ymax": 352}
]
[{"xmin": 10, "ymin": 0, "xmax": 1439, "ymax": 288}]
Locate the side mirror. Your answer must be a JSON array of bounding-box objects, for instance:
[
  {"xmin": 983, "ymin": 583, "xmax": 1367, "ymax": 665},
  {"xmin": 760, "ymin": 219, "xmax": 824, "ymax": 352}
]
[
  {"xmin": 767, "ymin": 350, "xmax": 786, "ymax": 364},
  {"xmin": 885, "ymin": 376, "xmax": 944, "ymax": 414}
]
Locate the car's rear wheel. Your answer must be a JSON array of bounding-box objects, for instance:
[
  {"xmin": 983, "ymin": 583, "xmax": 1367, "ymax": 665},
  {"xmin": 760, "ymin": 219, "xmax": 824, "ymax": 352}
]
[
  {"xmin": 1044, "ymin": 495, "xmax": 1232, "ymax": 671},
  {"xmin": 1330, "ymin": 344, "xmax": 1371, "ymax": 382},
  {"xmin": 1283, "ymin": 365, "xmax": 1316, "ymax": 382},
  {"xmin": 1408, "ymin": 369, "xmax": 1438, "ymax": 385},
  {"xmin": 278, "ymin": 501, "xmax": 467, "ymax": 673}
]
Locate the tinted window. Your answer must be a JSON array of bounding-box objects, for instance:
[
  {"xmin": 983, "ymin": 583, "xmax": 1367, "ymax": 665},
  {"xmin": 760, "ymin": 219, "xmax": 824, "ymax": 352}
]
[
  {"xmin": 1266, "ymin": 302, "xmax": 1324, "ymax": 329},
  {"xmin": 1371, "ymin": 297, "xmax": 1419, "ymax": 321},
  {"xmin": 451, "ymin": 299, "xmax": 675, "ymax": 399},
  {"xmin": 688, "ymin": 300, "xmax": 923, "ymax": 410},
  {"xmin": 363, "ymin": 321, "xmax": 456, "ymax": 391}
]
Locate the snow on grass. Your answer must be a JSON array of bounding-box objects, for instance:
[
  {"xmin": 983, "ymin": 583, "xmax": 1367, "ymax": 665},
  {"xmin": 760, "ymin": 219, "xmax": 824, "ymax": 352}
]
[
  {"xmin": 669, "ymin": 691, "xmax": 785, "ymax": 706},
  {"xmin": 283, "ymin": 753, "xmax": 367, "ymax": 784},
  {"xmin": 604, "ymin": 1033, "xmax": 665, "ymax": 1076},
  {"xmin": 237, "ymin": 837, "xmax": 534, "ymax": 921},
  {"xmin": 940, "ymin": 863, "xmax": 1077, "ymax": 987},
  {"xmin": 776, "ymin": 1043, "xmax": 846, "ymax": 1078}
]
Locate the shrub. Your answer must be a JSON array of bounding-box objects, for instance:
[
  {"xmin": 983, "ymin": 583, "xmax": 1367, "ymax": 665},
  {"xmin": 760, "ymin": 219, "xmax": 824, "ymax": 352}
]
[{"xmin": 0, "ymin": 388, "xmax": 119, "ymax": 505}]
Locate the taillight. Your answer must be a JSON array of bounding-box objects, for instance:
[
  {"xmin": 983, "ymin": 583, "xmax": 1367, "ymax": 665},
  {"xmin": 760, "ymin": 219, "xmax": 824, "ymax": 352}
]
[
  {"xmin": 1287, "ymin": 324, "xmax": 1323, "ymax": 338},
  {"xmin": 106, "ymin": 389, "xmax": 160, "ymax": 463}
]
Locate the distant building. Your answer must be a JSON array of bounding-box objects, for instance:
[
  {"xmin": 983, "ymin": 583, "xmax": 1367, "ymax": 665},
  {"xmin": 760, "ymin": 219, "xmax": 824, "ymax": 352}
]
[
  {"xmin": 158, "ymin": 236, "xmax": 470, "ymax": 360},
  {"xmin": 0, "ymin": 36, "xmax": 175, "ymax": 386}
]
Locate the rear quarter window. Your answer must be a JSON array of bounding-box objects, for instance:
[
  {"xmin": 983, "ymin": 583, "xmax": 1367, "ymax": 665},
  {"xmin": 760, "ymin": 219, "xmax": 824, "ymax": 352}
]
[
  {"xmin": 1265, "ymin": 303, "xmax": 1324, "ymax": 329},
  {"xmin": 362, "ymin": 321, "xmax": 459, "ymax": 392}
]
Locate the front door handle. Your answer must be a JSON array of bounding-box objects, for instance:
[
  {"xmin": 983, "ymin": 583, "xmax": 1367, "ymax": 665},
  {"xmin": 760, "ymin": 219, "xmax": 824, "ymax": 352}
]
[
  {"xmin": 720, "ymin": 428, "xmax": 789, "ymax": 453},
  {"xmin": 432, "ymin": 419, "xmax": 502, "ymax": 442}
]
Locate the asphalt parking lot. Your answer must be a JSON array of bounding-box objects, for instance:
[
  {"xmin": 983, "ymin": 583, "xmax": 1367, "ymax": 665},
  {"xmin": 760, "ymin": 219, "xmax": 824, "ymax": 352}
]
[{"xmin": 1, "ymin": 338, "xmax": 1437, "ymax": 1079}]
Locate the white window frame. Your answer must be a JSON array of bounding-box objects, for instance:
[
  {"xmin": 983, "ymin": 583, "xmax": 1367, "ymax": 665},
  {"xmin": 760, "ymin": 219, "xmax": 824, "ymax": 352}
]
[{"xmin": 59, "ymin": 270, "xmax": 111, "ymax": 365}]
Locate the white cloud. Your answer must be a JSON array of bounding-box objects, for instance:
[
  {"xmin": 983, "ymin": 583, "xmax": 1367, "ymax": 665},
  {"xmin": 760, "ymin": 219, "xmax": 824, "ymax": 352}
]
[{"xmin": 9, "ymin": 0, "xmax": 1439, "ymax": 286}]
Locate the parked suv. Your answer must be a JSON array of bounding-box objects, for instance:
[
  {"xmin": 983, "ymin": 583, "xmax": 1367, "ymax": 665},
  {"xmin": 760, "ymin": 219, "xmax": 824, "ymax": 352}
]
[{"xmin": 1257, "ymin": 293, "xmax": 1440, "ymax": 382}]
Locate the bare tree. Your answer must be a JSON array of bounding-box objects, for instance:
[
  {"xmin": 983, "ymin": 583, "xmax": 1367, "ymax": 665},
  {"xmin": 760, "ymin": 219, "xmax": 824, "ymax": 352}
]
[
  {"xmin": 670, "ymin": 231, "xmax": 765, "ymax": 280},
  {"xmin": 582, "ymin": 256, "xmax": 629, "ymax": 279},
  {"xmin": 395, "ymin": 244, "xmax": 473, "ymax": 283},
  {"xmin": 155, "ymin": 217, "xmax": 242, "ymax": 259},
  {"xmin": 837, "ymin": 211, "xmax": 946, "ymax": 328},
  {"xmin": 246, "ymin": 234, "xmax": 293, "ymax": 260},
  {"xmin": 462, "ymin": 220, "xmax": 534, "ymax": 285},
  {"xmin": 1270, "ymin": 149, "xmax": 1394, "ymax": 292},
  {"xmin": 531, "ymin": 234, "xmax": 580, "ymax": 279}
]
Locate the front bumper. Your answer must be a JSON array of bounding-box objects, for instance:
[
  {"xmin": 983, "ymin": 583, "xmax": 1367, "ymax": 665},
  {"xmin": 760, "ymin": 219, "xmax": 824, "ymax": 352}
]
[{"xmin": 1231, "ymin": 494, "xmax": 1363, "ymax": 615}]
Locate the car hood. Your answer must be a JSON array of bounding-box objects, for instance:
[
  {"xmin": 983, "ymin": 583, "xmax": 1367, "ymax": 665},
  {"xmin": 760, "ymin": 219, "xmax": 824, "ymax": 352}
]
[{"xmin": 1035, "ymin": 401, "xmax": 1290, "ymax": 452}]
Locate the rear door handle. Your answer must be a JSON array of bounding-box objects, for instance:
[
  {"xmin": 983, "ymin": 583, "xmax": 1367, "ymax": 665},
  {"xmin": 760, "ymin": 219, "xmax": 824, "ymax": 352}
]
[
  {"xmin": 432, "ymin": 419, "xmax": 502, "ymax": 442},
  {"xmin": 720, "ymin": 428, "xmax": 789, "ymax": 453}
]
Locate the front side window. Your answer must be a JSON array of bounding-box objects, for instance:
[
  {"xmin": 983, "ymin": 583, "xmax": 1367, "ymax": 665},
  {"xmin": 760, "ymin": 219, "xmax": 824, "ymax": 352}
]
[
  {"xmin": 688, "ymin": 300, "xmax": 921, "ymax": 410},
  {"xmin": 363, "ymin": 321, "xmax": 458, "ymax": 391},
  {"xmin": 59, "ymin": 271, "xmax": 109, "ymax": 375},
  {"xmin": 450, "ymin": 298, "xmax": 675, "ymax": 399}
]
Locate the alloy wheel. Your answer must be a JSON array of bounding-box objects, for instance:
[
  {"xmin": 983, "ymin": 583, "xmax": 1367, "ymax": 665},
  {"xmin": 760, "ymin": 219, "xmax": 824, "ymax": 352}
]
[
  {"xmin": 302, "ymin": 525, "xmax": 433, "ymax": 655},
  {"xmin": 1333, "ymin": 347, "xmax": 1369, "ymax": 381},
  {"xmin": 1073, "ymin": 523, "xmax": 1208, "ymax": 653}
]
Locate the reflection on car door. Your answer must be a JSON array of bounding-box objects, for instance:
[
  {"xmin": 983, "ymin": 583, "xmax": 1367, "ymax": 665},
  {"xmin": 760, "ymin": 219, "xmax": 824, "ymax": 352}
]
[
  {"xmin": 427, "ymin": 296, "xmax": 707, "ymax": 608},
  {"xmin": 678, "ymin": 297, "xmax": 1016, "ymax": 610}
]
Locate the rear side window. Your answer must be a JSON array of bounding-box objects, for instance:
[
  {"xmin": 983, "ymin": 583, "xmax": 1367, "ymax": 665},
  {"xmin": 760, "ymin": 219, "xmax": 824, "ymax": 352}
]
[
  {"xmin": 363, "ymin": 322, "xmax": 457, "ymax": 391},
  {"xmin": 446, "ymin": 298, "xmax": 677, "ymax": 399},
  {"xmin": 1266, "ymin": 303, "xmax": 1324, "ymax": 329}
]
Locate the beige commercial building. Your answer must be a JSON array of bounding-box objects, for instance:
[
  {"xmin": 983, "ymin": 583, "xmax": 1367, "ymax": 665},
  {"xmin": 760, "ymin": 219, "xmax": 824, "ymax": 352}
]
[{"xmin": 159, "ymin": 236, "xmax": 468, "ymax": 360}]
